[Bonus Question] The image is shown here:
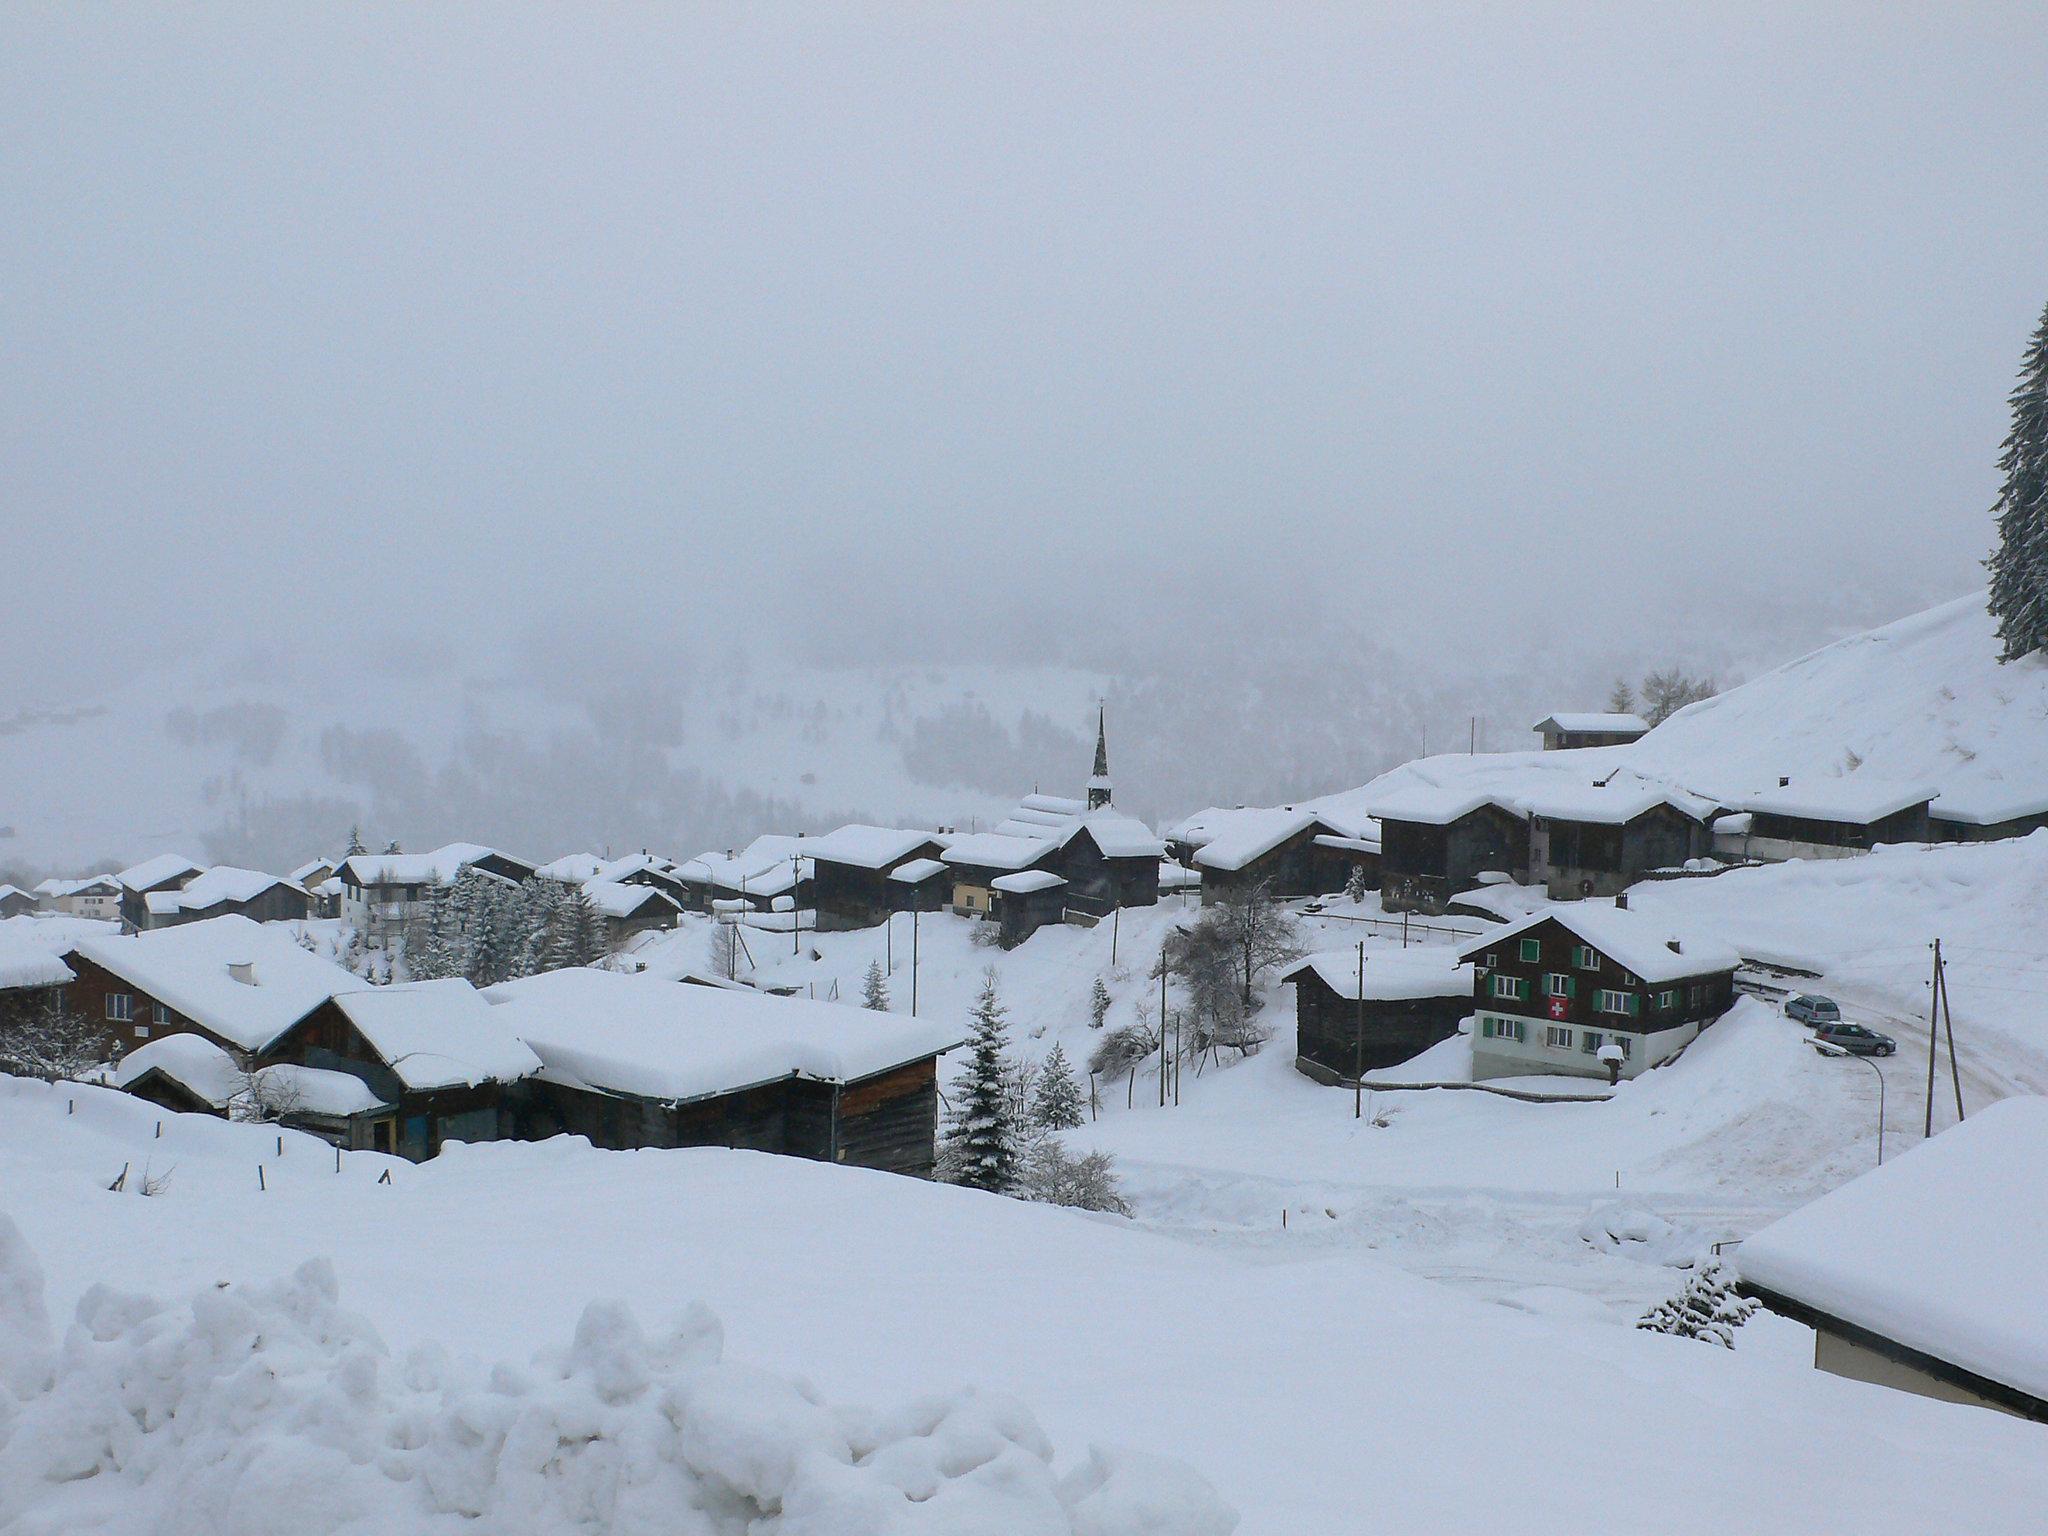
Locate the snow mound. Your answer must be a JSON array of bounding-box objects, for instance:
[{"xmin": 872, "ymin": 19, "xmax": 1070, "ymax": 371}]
[
  {"xmin": 0, "ymin": 1216, "xmax": 1235, "ymax": 1536},
  {"xmin": 1576, "ymin": 1201, "xmax": 1711, "ymax": 1269}
]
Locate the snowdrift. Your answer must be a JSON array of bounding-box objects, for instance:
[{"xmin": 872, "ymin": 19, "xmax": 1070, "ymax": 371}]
[{"xmin": 0, "ymin": 1216, "xmax": 1234, "ymax": 1536}]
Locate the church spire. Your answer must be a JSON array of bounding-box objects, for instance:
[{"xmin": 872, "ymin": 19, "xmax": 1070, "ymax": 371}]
[{"xmin": 1087, "ymin": 702, "xmax": 1113, "ymax": 810}]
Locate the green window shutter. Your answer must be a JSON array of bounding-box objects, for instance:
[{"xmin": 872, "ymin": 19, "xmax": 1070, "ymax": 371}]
[
  {"xmin": 1625, "ymin": 993, "xmax": 1640, "ymax": 1017},
  {"xmin": 1519, "ymin": 937, "xmax": 1541, "ymax": 963},
  {"xmin": 1564, "ymin": 976, "xmax": 1577, "ymax": 999}
]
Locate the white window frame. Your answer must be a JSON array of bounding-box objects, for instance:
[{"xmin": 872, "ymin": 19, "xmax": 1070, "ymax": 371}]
[
  {"xmin": 1545, "ymin": 1025, "xmax": 1572, "ymax": 1049},
  {"xmin": 106, "ymin": 992, "xmax": 133, "ymax": 1023},
  {"xmin": 1490, "ymin": 974, "xmax": 1528, "ymax": 1001},
  {"xmin": 1545, "ymin": 973, "xmax": 1571, "ymax": 998},
  {"xmin": 1595, "ymin": 989, "xmax": 1636, "ymax": 1017},
  {"xmin": 1581, "ymin": 1030, "xmax": 1604, "ymax": 1054}
]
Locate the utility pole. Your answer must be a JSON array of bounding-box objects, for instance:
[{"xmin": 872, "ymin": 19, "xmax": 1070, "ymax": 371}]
[
  {"xmin": 1469, "ymin": 716, "xmax": 1476, "ymax": 755},
  {"xmin": 1111, "ymin": 905, "xmax": 1120, "ymax": 966},
  {"xmin": 911, "ymin": 907, "xmax": 920, "ymax": 1017},
  {"xmin": 1159, "ymin": 950, "xmax": 1168, "ymax": 1107},
  {"xmin": 791, "ymin": 854, "xmax": 802, "ymax": 955},
  {"xmin": 1354, "ymin": 941, "xmax": 1365, "ymax": 1119},
  {"xmin": 1925, "ymin": 939, "xmax": 1941, "ymax": 1138},
  {"xmin": 1935, "ymin": 941, "xmax": 1965, "ymax": 1126}
]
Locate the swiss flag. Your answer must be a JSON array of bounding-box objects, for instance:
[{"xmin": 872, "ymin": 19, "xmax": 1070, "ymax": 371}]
[{"xmin": 1547, "ymin": 996, "xmax": 1570, "ymax": 1021}]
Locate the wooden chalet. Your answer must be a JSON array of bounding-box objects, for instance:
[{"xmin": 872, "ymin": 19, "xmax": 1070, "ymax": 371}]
[
  {"xmin": 62, "ymin": 913, "xmax": 364, "ymax": 1062},
  {"xmin": 483, "ymin": 967, "xmax": 963, "ymax": 1175},
  {"xmin": 336, "ymin": 843, "xmax": 538, "ymax": 945},
  {"xmin": 34, "ymin": 875, "xmax": 122, "ymax": 921},
  {"xmin": 1533, "ymin": 713, "xmax": 1651, "ymax": 751},
  {"xmin": 110, "ymin": 1032, "xmax": 245, "ymax": 1117},
  {"xmin": 1369, "ymin": 786, "xmax": 1528, "ymax": 915},
  {"xmin": 260, "ymin": 978, "xmax": 541, "ymax": 1159},
  {"xmin": 1734, "ymin": 779, "xmax": 1936, "ymax": 860},
  {"xmin": 1456, "ymin": 900, "xmax": 1739, "ymax": 1082},
  {"xmin": 114, "ymin": 853, "xmax": 206, "ymax": 932},
  {"xmin": 1520, "ymin": 780, "xmax": 1716, "ymax": 899},
  {"xmin": 0, "ymin": 884, "xmax": 37, "ymax": 919},
  {"xmin": 803, "ymin": 824, "xmax": 949, "ymax": 930},
  {"xmin": 1928, "ymin": 787, "xmax": 2048, "ymax": 844},
  {"xmin": 1281, "ymin": 946, "xmax": 1474, "ymax": 1083},
  {"xmin": 1172, "ymin": 805, "xmax": 1379, "ymax": 905},
  {"xmin": 1739, "ymin": 1097, "xmax": 2048, "ymax": 1423},
  {"xmin": 676, "ymin": 836, "xmax": 814, "ymax": 914},
  {"xmin": 582, "ymin": 879, "xmax": 684, "ymax": 949},
  {"xmin": 138, "ymin": 866, "xmax": 312, "ymax": 930}
]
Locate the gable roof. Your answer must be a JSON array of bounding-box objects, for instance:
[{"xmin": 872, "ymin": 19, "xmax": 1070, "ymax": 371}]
[
  {"xmin": 1368, "ymin": 784, "xmax": 1523, "ymax": 827},
  {"xmin": 483, "ymin": 967, "xmax": 964, "ymax": 1103},
  {"xmin": 115, "ymin": 854, "xmax": 205, "ymax": 894},
  {"xmin": 581, "ymin": 880, "xmax": 682, "ymax": 920},
  {"xmin": 1739, "ymin": 1096, "xmax": 2048, "ymax": 1403},
  {"xmin": 992, "ymin": 869, "xmax": 1065, "ymax": 894},
  {"xmin": 1189, "ymin": 807, "xmax": 1327, "ymax": 871},
  {"xmin": 1517, "ymin": 780, "xmax": 1714, "ymax": 826},
  {"xmin": 337, "ymin": 843, "xmax": 536, "ymax": 889},
  {"xmin": 802, "ymin": 824, "xmax": 941, "ymax": 870},
  {"xmin": 287, "ymin": 858, "xmax": 337, "ymax": 886},
  {"xmin": 1928, "ymin": 785, "xmax": 2048, "ymax": 826},
  {"xmin": 1281, "ymin": 945, "xmax": 1474, "ymax": 1002},
  {"xmin": 1743, "ymin": 778, "xmax": 1938, "ymax": 825},
  {"xmin": 34, "ymin": 874, "xmax": 120, "ymax": 899},
  {"xmin": 680, "ymin": 836, "xmax": 813, "ymax": 898},
  {"xmin": 69, "ymin": 914, "xmax": 364, "ymax": 1052},
  {"xmin": 888, "ymin": 857, "xmax": 948, "ymax": 884},
  {"xmin": 942, "ymin": 831, "xmax": 1057, "ymax": 873},
  {"xmin": 1533, "ymin": 713, "xmax": 1650, "ymax": 736},
  {"xmin": 112, "ymin": 1032, "xmax": 245, "ymax": 1109},
  {"xmin": 1457, "ymin": 904, "xmax": 1741, "ymax": 985},
  {"xmin": 147, "ymin": 865, "xmax": 306, "ymax": 915},
  {"xmin": 535, "ymin": 852, "xmax": 608, "ymax": 883},
  {"xmin": 329, "ymin": 978, "xmax": 541, "ymax": 1091}
]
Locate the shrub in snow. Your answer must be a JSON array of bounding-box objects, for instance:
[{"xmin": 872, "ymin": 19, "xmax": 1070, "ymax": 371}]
[
  {"xmin": 942, "ymin": 969, "xmax": 1021, "ymax": 1195},
  {"xmin": 0, "ymin": 1216, "xmax": 1235, "ymax": 1534},
  {"xmin": 1342, "ymin": 864, "xmax": 1371, "ymax": 905},
  {"xmin": 1031, "ymin": 1044, "xmax": 1085, "ymax": 1131},
  {"xmin": 1087, "ymin": 1022, "xmax": 1157, "ymax": 1082},
  {"xmin": 1637, "ymin": 1262, "xmax": 1760, "ymax": 1349},
  {"xmin": 1017, "ymin": 1141, "xmax": 1132, "ymax": 1218},
  {"xmin": 1088, "ymin": 978, "xmax": 1111, "ymax": 1031}
]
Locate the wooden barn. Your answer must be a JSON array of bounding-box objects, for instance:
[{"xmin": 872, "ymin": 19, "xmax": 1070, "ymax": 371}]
[
  {"xmin": 1173, "ymin": 806, "xmax": 1380, "ymax": 905},
  {"xmin": 114, "ymin": 853, "xmax": 206, "ymax": 932},
  {"xmin": 803, "ymin": 824, "xmax": 949, "ymax": 930},
  {"xmin": 1457, "ymin": 901, "xmax": 1739, "ymax": 1082},
  {"xmin": 1281, "ymin": 946, "xmax": 1474, "ymax": 1084},
  {"xmin": 138, "ymin": 866, "xmax": 312, "ymax": 930},
  {"xmin": 1533, "ymin": 713, "xmax": 1651, "ymax": 751},
  {"xmin": 260, "ymin": 978, "xmax": 541, "ymax": 1160},
  {"xmin": 1521, "ymin": 780, "xmax": 1717, "ymax": 899},
  {"xmin": 1734, "ymin": 779, "xmax": 1936, "ymax": 860},
  {"xmin": 484, "ymin": 967, "xmax": 964, "ymax": 1175},
  {"xmin": 581, "ymin": 880, "xmax": 684, "ymax": 949},
  {"xmin": 1370, "ymin": 786, "xmax": 1529, "ymax": 915},
  {"xmin": 0, "ymin": 884, "xmax": 37, "ymax": 919},
  {"xmin": 1928, "ymin": 787, "xmax": 2048, "ymax": 844},
  {"xmin": 110, "ymin": 1032, "xmax": 246, "ymax": 1117}
]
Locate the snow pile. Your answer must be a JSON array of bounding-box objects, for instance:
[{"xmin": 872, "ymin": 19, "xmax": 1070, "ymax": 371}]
[
  {"xmin": 1576, "ymin": 1201, "xmax": 1711, "ymax": 1269},
  {"xmin": 0, "ymin": 1215, "xmax": 1234, "ymax": 1536}
]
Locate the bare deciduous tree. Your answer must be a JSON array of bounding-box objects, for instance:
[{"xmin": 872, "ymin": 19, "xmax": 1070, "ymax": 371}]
[{"xmin": 0, "ymin": 992, "xmax": 105, "ymax": 1082}]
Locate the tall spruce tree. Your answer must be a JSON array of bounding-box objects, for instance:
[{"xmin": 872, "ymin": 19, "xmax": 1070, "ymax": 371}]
[
  {"xmin": 1089, "ymin": 977, "xmax": 1112, "ymax": 1030},
  {"xmin": 551, "ymin": 885, "xmax": 608, "ymax": 970},
  {"xmin": 345, "ymin": 825, "xmax": 367, "ymax": 857},
  {"xmin": 1988, "ymin": 300, "xmax": 2048, "ymax": 661},
  {"xmin": 1031, "ymin": 1042, "xmax": 1084, "ymax": 1130},
  {"xmin": 944, "ymin": 969, "xmax": 1019, "ymax": 1193},
  {"xmin": 861, "ymin": 959, "xmax": 890, "ymax": 1011}
]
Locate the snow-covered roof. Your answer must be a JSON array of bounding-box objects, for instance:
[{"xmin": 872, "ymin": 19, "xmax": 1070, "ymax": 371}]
[
  {"xmin": 887, "ymin": 857, "xmax": 948, "ymax": 884},
  {"xmin": 1743, "ymin": 778, "xmax": 1938, "ymax": 825},
  {"xmin": 0, "ymin": 934, "xmax": 73, "ymax": 991},
  {"xmin": 483, "ymin": 968, "xmax": 965, "ymax": 1102},
  {"xmin": 802, "ymin": 824, "xmax": 940, "ymax": 870},
  {"xmin": 1368, "ymin": 784, "xmax": 1521, "ymax": 826},
  {"xmin": 992, "ymin": 870, "xmax": 1066, "ymax": 894},
  {"xmin": 581, "ymin": 880, "xmax": 681, "ymax": 920},
  {"xmin": 69, "ymin": 914, "xmax": 364, "ymax": 1052},
  {"xmin": 1739, "ymin": 1096, "xmax": 2048, "ymax": 1403},
  {"xmin": 1190, "ymin": 808, "xmax": 1323, "ymax": 872},
  {"xmin": 1312, "ymin": 832, "xmax": 1382, "ymax": 855},
  {"xmin": 593, "ymin": 851, "xmax": 683, "ymax": 885},
  {"xmin": 1518, "ymin": 781, "xmax": 1712, "ymax": 826},
  {"xmin": 1533, "ymin": 713, "xmax": 1650, "ymax": 736},
  {"xmin": 1158, "ymin": 862, "xmax": 1202, "ymax": 890},
  {"xmin": 115, "ymin": 854, "xmax": 204, "ymax": 893},
  {"xmin": 338, "ymin": 843, "xmax": 534, "ymax": 889},
  {"xmin": 34, "ymin": 874, "xmax": 119, "ymax": 898},
  {"xmin": 943, "ymin": 831, "xmax": 1056, "ymax": 873},
  {"xmin": 287, "ymin": 859, "xmax": 336, "ymax": 885},
  {"xmin": 1076, "ymin": 810, "xmax": 1166, "ymax": 860},
  {"xmin": 249, "ymin": 1062, "xmax": 390, "ymax": 1118},
  {"xmin": 1458, "ymin": 903, "xmax": 1742, "ymax": 985},
  {"xmin": 1927, "ymin": 785, "xmax": 2048, "ymax": 826},
  {"xmin": 151, "ymin": 865, "xmax": 305, "ymax": 914},
  {"xmin": 330, "ymin": 978, "xmax": 541, "ymax": 1091},
  {"xmin": 535, "ymin": 852, "xmax": 608, "ymax": 883},
  {"xmin": 0, "ymin": 884, "xmax": 30, "ymax": 903},
  {"xmin": 680, "ymin": 836, "xmax": 813, "ymax": 898},
  {"xmin": 1282, "ymin": 946, "xmax": 1475, "ymax": 1002},
  {"xmin": 112, "ymin": 1032, "xmax": 244, "ymax": 1109}
]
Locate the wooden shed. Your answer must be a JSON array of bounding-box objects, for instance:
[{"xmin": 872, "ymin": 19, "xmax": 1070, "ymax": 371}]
[
  {"xmin": 1737, "ymin": 780, "xmax": 1936, "ymax": 860},
  {"xmin": 803, "ymin": 825, "xmax": 949, "ymax": 930},
  {"xmin": 1370, "ymin": 787, "xmax": 1529, "ymax": 915},
  {"xmin": 1281, "ymin": 947, "xmax": 1474, "ymax": 1084}
]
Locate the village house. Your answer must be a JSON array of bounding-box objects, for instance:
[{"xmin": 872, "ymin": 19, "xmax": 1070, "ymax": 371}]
[
  {"xmin": 1520, "ymin": 779, "xmax": 1718, "ymax": 900},
  {"xmin": 0, "ymin": 884, "xmax": 38, "ymax": 919},
  {"xmin": 1456, "ymin": 901, "xmax": 1739, "ymax": 1082},
  {"xmin": 109, "ymin": 1031, "xmax": 247, "ymax": 1117},
  {"xmin": 135, "ymin": 866, "xmax": 312, "ymax": 930},
  {"xmin": 61, "ymin": 913, "xmax": 363, "ymax": 1061},
  {"xmin": 114, "ymin": 854, "xmax": 206, "ymax": 932},
  {"xmin": 1739, "ymin": 1096, "xmax": 2048, "ymax": 1423},
  {"xmin": 289, "ymin": 859, "xmax": 342, "ymax": 918},
  {"xmin": 1731, "ymin": 779, "xmax": 1937, "ymax": 860},
  {"xmin": 1927, "ymin": 786, "xmax": 2048, "ymax": 844},
  {"xmin": 482, "ymin": 967, "xmax": 963, "ymax": 1175},
  {"xmin": 0, "ymin": 935, "xmax": 75, "ymax": 1064},
  {"xmin": 1281, "ymin": 945, "xmax": 1474, "ymax": 1084},
  {"xmin": 582, "ymin": 879, "xmax": 684, "ymax": 950},
  {"xmin": 335, "ymin": 843, "xmax": 538, "ymax": 945},
  {"xmin": 1533, "ymin": 713, "xmax": 1651, "ymax": 751},
  {"xmin": 34, "ymin": 875, "xmax": 122, "ymax": 922},
  {"xmin": 1169, "ymin": 805, "xmax": 1380, "ymax": 905},
  {"xmin": 1370, "ymin": 785, "xmax": 1529, "ymax": 915},
  {"xmin": 676, "ymin": 836, "xmax": 814, "ymax": 914},
  {"xmin": 535, "ymin": 853, "xmax": 608, "ymax": 884},
  {"xmin": 260, "ymin": 978, "xmax": 542, "ymax": 1159},
  {"xmin": 803, "ymin": 825, "xmax": 950, "ymax": 930}
]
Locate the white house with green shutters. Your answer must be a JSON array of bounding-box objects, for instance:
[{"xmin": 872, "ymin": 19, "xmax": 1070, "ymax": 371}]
[{"xmin": 1455, "ymin": 902, "xmax": 1742, "ymax": 1082}]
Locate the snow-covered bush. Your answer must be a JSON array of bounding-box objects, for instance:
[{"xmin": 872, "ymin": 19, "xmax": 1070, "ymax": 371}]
[
  {"xmin": 1577, "ymin": 1200, "xmax": 1711, "ymax": 1269},
  {"xmin": 1031, "ymin": 1044, "xmax": 1084, "ymax": 1131},
  {"xmin": 1637, "ymin": 1262, "xmax": 1759, "ymax": 1348},
  {"xmin": 0, "ymin": 1215, "xmax": 1234, "ymax": 1535},
  {"xmin": 1017, "ymin": 1141, "xmax": 1132, "ymax": 1217},
  {"xmin": 1087, "ymin": 1023, "xmax": 1157, "ymax": 1082}
]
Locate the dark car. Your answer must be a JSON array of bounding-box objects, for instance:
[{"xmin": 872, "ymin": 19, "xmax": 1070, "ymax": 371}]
[
  {"xmin": 1784, "ymin": 994, "xmax": 1842, "ymax": 1025},
  {"xmin": 1813, "ymin": 1021, "xmax": 1897, "ymax": 1057}
]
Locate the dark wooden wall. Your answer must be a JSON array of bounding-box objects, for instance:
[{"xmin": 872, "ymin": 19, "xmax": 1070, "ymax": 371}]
[{"xmin": 1291, "ymin": 973, "xmax": 1471, "ymax": 1080}]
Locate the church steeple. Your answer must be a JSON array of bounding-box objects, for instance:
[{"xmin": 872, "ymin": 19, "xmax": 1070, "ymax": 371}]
[{"xmin": 1087, "ymin": 702, "xmax": 1113, "ymax": 810}]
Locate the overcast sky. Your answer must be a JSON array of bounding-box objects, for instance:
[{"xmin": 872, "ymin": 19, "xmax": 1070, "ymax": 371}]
[{"xmin": 4, "ymin": 5, "xmax": 2044, "ymax": 688}]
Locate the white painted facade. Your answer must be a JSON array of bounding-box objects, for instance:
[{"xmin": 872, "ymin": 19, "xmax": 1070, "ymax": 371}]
[{"xmin": 1469, "ymin": 1008, "xmax": 1699, "ymax": 1083}]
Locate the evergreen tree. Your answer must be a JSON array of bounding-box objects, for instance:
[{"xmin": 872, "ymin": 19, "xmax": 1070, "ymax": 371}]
[
  {"xmin": 1637, "ymin": 1263, "xmax": 1759, "ymax": 1349},
  {"xmin": 1342, "ymin": 863, "xmax": 1372, "ymax": 904},
  {"xmin": 406, "ymin": 885, "xmax": 463, "ymax": 981},
  {"xmin": 1089, "ymin": 976, "xmax": 1111, "ymax": 1030},
  {"xmin": 1030, "ymin": 1042, "xmax": 1084, "ymax": 1130},
  {"xmin": 943, "ymin": 969, "xmax": 1019, "ymax": 1194},
  {"xmin": 383, "ymin": 839, "xmax": 403, "ymax": 855},
  {"xmin": 861, "ymin": 959, "xmax": 891, "ymax": 1011},
  {"xmin": 1606, "ymin": 678, "xmax": 1637, "ymax": 714},
  {"xmin": 708, "ymin": 918, "xmax": 744, "ymax": 980},
  {"xmin": 1987, "ymin": 300, "xmax": 2048, "ymax": 661},
  {"xmin": 550, "ymin": 885, "xmax": 608, "ymax": 970},
  {"xmin": 345, "ymin": 825, "xmax": 367, "ymax": 857}
]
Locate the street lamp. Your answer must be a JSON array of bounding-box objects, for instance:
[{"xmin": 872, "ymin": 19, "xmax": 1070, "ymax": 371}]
[{"xmin": 1813, "ymin": 1040, "xmax": 1886, "ymax": 1167}]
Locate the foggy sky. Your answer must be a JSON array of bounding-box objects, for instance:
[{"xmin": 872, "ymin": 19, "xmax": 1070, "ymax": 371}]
[{"xmin": 5, "ymin": 4, "xmax": 2045, "ymax": 689}]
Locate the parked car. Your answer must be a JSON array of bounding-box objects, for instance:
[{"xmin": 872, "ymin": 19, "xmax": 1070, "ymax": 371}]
[
  {"xmin": 1813, "ymin": 1021, "xmax": 1897, "ymax": 1057},
  {"xmin": 1784, "ymin": 993, "xmax": 1842, "ymax": 1025}
]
